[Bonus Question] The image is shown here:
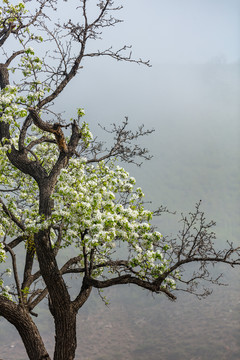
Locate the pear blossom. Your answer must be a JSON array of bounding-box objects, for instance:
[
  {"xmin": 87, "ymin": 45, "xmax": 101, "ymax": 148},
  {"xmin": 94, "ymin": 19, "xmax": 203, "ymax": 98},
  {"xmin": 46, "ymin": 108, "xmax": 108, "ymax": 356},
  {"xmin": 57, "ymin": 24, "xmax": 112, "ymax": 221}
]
[{"xmin": 0, "ymin": 71, "xmax": 177, "ymax": 299}]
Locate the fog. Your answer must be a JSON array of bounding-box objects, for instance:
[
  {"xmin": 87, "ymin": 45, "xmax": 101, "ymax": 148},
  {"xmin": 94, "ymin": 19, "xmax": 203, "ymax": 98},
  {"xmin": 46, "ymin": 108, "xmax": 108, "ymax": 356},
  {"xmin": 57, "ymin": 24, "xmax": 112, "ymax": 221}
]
[
  {"xmin": 118, "ymin": 0, "xmax": 240, "ymax": 64},
  {"xmin": 50, "ymin": 1, "xmax": 240, "ymax": 358},
  {"xmin": 58, "ymin": 0, "xmax": 239, "ymax": 64},
  {"xmin": 1, "ymin": 1, "xmax": 240, "ymax": 359}
]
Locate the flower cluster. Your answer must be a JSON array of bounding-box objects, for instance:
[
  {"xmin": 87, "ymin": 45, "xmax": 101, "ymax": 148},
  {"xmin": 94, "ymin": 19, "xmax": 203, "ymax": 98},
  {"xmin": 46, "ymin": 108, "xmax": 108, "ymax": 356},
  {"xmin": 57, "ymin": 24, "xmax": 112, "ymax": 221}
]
[
  {"xmin": 0, "ymin": 82, "xmax": 45, "ymax": 143},
  {"xmin": 20, "ymin": 47, "xmax": 43, "ymax": 76},
  {"xmin": 0, "ymin": 1, "xmax": 26, "ymax": 28},
  {"xmin": 0, "ymin": 1, "xmax": 43, "ymax": 43},
  {"xmin": 0, "ymin": 86, "xmax": 27, "ymax": 126},
  {"xmin": 0, "ymin": 43, "xmax": 48, "ymax": 139},
  {"xmin": 80, "ymin": 121, "xmax": 93, "ymax": 148},
  {"xmin": 45, "ymin": 158, "xmax": 174, "ymax": 281},
  {"xmin": 0, "ymin": 242, "xmax": 12, "ymax": 300},
  {"xmin": 0, "ymin": 242, "xmax": 6, "ymax": 263},
  {"xmin": 0, "ymin": 79, "xmax": 177, "ymax": 291},
  {"xmin": 0, "ymin": 128, "xmax": 177, "ymax": 288}
]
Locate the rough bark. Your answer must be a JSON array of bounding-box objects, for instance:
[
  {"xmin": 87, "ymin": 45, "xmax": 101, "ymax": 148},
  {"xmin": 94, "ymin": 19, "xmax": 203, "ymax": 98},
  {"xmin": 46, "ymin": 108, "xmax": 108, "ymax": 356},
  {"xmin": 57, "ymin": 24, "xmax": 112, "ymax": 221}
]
[
  {"xmin": 34, "ymin": 229, "xmax": 80, "ymax": 360},
  {"xmin": 0, "ymin": 296, "xmax": 50, "ymax": 360},
  {"xmin": 0, "ymin": 63, "xmax": 10, "ymax": 143},
  {"xmin": 0, "ymin": 63, "xmax": 9, "ymax": 88},
  {"xmin": 53, "ymin": 308, "xmax": 78, "ymax": 360}
]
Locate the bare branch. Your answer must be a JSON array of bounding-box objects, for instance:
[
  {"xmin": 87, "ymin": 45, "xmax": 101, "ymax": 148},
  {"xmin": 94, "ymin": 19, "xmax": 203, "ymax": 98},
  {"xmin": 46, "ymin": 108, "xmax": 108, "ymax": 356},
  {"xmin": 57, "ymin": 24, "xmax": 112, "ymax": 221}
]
[
  {"xmin": 27, "ymin": 136, "xmax": 56, "ymax": 150},
  {"xmin": 28, "ymin": 287, "xmax": 48, "ymax": 312},
  {"xmin": 7, "ymin": 235, "xmax": 26, "ymax": 249},
  {"xmin": 4, "ymin": 244, "xmax": 23, "ymax": 303},
  {"xmin": 84, "ymin": 46, "xmax": 151, "ymax": 67},
  {"xmin": 86, "ymin": 118, "xmax": 154, "ymax": 165},
  {"xmin": 5, "ymin": 50, "xmax": 25, "ymax": 66}
]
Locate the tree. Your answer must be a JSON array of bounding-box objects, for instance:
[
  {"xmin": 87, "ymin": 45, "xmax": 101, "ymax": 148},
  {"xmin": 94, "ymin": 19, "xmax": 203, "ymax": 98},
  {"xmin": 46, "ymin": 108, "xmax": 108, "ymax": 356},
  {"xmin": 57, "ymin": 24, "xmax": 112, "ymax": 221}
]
[{"xmin": 0, "ymin": 1, "xmax": 239, "ymax": 359}]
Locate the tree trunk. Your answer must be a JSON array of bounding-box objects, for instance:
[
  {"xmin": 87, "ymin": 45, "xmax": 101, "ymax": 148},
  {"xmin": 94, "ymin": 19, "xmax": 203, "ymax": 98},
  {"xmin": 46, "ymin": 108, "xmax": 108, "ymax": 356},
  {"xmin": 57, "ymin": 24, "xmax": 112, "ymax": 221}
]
[
  {"xmin": 53, "ymin": 308, "xmax": 77, "ymax": 360},
  {"xmin": 34, "ymin": 227, "xmax": 78, "ymax": 360},
  {"xmin": 0, "ymin": 63, "xmax": 9, "ymax": 88},
  {"xmin": 16, "ymin": 312, "xmax": 51, "ymax": 360},
  {"xmin": 0, "ymin": 296, "xmax": 50, "ymax": 360}
]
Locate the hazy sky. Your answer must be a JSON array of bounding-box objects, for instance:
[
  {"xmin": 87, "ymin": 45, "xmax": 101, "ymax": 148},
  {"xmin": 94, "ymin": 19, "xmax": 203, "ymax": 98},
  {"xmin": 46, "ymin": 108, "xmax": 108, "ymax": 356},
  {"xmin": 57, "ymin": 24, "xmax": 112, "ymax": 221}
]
[
  {"xmin": 50, "ymin": 0, "xmax": 240, "ymax": 137},
  {"xmin": 98, "ymin": 0, "xmax": 240, "ymax": 64},
  {"xmin": 22, "ymin": 0, "xmax": 240, "ymax": 66}
]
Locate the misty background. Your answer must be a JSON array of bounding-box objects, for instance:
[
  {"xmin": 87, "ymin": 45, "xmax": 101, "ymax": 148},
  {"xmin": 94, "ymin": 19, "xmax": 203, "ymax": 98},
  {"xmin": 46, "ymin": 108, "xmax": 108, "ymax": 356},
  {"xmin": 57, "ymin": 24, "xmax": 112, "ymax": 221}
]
[{"xmin": 1, "ymin": 0, "xmax": 240, "ymax": 359}]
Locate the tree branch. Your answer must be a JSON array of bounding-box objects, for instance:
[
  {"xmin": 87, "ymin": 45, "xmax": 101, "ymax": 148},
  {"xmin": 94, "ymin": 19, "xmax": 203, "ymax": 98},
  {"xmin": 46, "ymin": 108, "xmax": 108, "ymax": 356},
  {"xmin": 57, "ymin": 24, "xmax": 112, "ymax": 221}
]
[
  {"xmin": 0, "ymin": 198, "xmax": 26, "ymax": 232},
  {"xmin": 4, "ymin": 244, "xmax": 23, "ymax": 303},
  {"xmin": 5, "ymin": 50, "xmax": 25, "ymax": 66},
  {"xmin": 85, "ymin": 274, "xmax": 176, "ymax": 300}
]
